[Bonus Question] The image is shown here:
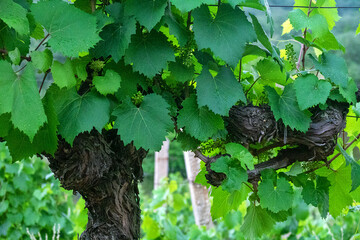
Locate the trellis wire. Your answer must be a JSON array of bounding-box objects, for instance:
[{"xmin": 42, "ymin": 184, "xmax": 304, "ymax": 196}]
[
  {"xmin": 269, "ymin": 5, "xmax": 360, "ymax": 9},
  {"xmin": 208, "ymin": 5, "xmax": 360, "ymax": 9}
]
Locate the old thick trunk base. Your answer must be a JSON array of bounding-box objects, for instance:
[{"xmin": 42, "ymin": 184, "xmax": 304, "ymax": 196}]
[{"xmin": 48, "ymin": 129, "xmax": 146, "ymax": 240}]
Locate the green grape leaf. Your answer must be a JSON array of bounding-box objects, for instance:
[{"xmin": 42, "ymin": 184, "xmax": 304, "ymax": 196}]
[
  {"xmin": 24, "ymin": 207, "xmax": 39, "ymax": 225},
  {"xmin": 176, "ymin": 132, "xmax": 201, "ymax": 152},
  {"xmin": 225, "ymin": 143, "xmax": 254, "ymax": 170},
  {"xmin": 318, "ymin": 191, "xmax": 330, "ymax": 218},
  {"xmin": 5, "ymin": 92, "xmax": 59, "ymax": 161},
  {"xmin": 112, "ymin": 94, "xmax": 172, "ymax": 151},
  {"xmin": 310, "ymin": 52, "xmax": 349, "ymax": 88},
  {"xmin": 196, "ymin": 66, "xmax": 246, "ymax": 116},
  {"xmin": 193, "ymin": 4, "xmax": 256, "ymax": 67},
  {"xmin": 112, "ymin": 61, "xmax": 148, "ymax": 101},
  {"xmin": 309, "ymin": 0, "xmax": 340, "ymax": 30},
  {"xmin": 13, "ymin": 0, "xmax": 30, "ymax": 11},
  {"xmin": 211, "ymin": 156, "xmax": 247, "ymax": 192},
  {"xmin": 54, "ymin": 88, "xmax": 111, "ymax": 145},
  {"xmin": 263, "ymin": 0, "xmax": 274, "ymax": 37},
  {"xmin": 228, "ymin": 0, "xmax": 264, "ymax": 10},
  {"xmin": 0, "ymin": 20, "xmax": 30, "ymax": 56},
  {"xmin": 294, "ymin": 74, "xmax": 332, "ymax": 110},
  {"xmin": 5, "ymin": 128, "xmax": 38, "ymax": 161},
  {"xmin": 326, "ymin": 164, "xmax": 353, "ymax": 217},
  {"xmin": 261, "ymin": 169, "xmax": 277, "ymax": 183},
  {"xmin": 0, "ymin": 0, "xmax": 29, "ymax": 36},
  {"xmin": 301, "ymin": 177, "xmax": 330, "ymax": 207},
  {"xmin": 73, "ymin": 0, "xmax": 92, "ymax": 13},
  {"xmin": 266, "ymin": 84, "xmax": 312, "ymax": 132},
  {"xmin": 142, "ymin": 215, "xmax": 161, "ymax": 239},
  {"xmin": 353, "ymin": 103, "xmax": 360, "ymax": 117},
  {"xmin": 284, "ymin": 162, "xmax": 303, "ymax": 177},
  {"xmin": 163, "ymin": 12, "xmax": 191, "ymax": 47},
  {"xmin": 338, "ymin": 144, "xmax": 360, "ymax": 192},
  {"xmin": 125, "ymin": 0, "xmax": 167, "ymax": 30},
  {"xmin": 357, "ymin": 24, "xmax": 360, "ymax": 35},
  {"xmin": 171, "ymin": 0, "xmax": 215, "ymax": 12},
  {"xmin": 256, "ymin": 58, "xmax": 286, "ymax": 85},
  {"xmin": 345, "ymin": 108, "xmax": 360, "ymax": 141},
  {"xmin": 125, "ymin": 30, "xmax": 175, "ymax": 78},
  {"xmin": 93, "ymin": 70, "xmax": 121, "ymax": 96},
  {"xmin": 8, "ymin": 48, "xmax": 20, "ymax": 65},
  {"xmin": 72, "ymin": 57, "xmax": 89, "ymax": 82},
  {"xmin": 93, "ymin": 10, "xmax": 115, "ymax": 31},
  {"xmin": 266, "ymin": 208, "xmax": 292, "ymax": 222},
  {"xmin": 30, "ymin": 49, "xmax": 53, "ymax": 72},
  {"xmin": 177, "ymin": 95, "xmax": 224, "ymax": 141},
  {"xmin": 240, "ymin": 204, "xmax": 275, "ymax": 239},
  {"xmin": 312, "ymin": 31, "xmax": 344, "ymax": 52},
  {"xmin": 0, "ymin": 113, "xmax": 11, "ymax": 137},
  {"xmin": 0, "ymin": 62, "xmax": 46, "ymax": 141},
  {"xmin": 329, "ymin": 89, "xmax": 347, "ymax": 103},
  {"xmin": 30, "ymin": 92, "xmax": 59, "ymax": 155},
  {"xmin": 51, "ymin": 59, "xmax": 76, "ymax": 89},
  {"xmin": 31, "ymin": 0, "xmax": 100, "ymax": 57},
  {"xmin": 167, "ymin": 58, "xmax": 194, "ymax": 83},
  {"xmin": 0, "ymin": 63, "xmax": 18, "ymax": 115},
  {"xmin": 30, "ymin": 21, "xmax": 45, "ymax": 40},
  {"xmin": 92, "ymin": 3, "xmax": 136, "ymax": 63},
  {"xmin": 195, "ymin": 161, "xmax": 210, "ymax": 187},
  {"xmin": 258, "ymin": 177, "xmax": 294, "ymax": 213},
  {"xmin": 13, "ymin": 173, "xmax": 28, "ymax": 191},
  {"xmin": 339, "ymin": 78, "xmax": 358, "ymax": 104},
  {"xmin": 249, "ymin": 14, "xmax": 272, "ymax": 53},
  {"xmin": 289, "ymin": 10, "xmax": 329, "ymax": 38},
  {"xmin": 293, "ymin": 0, "xmax": 339, "ymax": 29},
  {"xmin": 211, "ymin": 185, "xmax": 250, "ymax": 219}
]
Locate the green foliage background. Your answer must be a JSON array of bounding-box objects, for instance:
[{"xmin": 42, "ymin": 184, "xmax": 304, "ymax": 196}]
[
  {"xmin": 1, "ymin": 139, "xmax": 360, "ymax": 239},
  {"xmin": 0, "ymin": 0, "xmax": 360, "ymax": 239},
  {"xmin": 0, "ymin": 142, "xmax": 87, "ymax": 240}
]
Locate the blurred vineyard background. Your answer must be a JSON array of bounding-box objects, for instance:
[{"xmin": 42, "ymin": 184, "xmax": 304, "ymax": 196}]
[
  {"xmin": 2, "ymin": 138, "xmax": 360, "ymax": 240},
  {"xmin": 1, "ymin": 0, "xmax": 360, "ymax": 239}
]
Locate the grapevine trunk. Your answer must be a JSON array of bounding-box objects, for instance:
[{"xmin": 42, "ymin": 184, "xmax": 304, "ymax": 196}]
[{"xmin": 47, "ymin": 129, "xmax": 147, "ymax": 240}]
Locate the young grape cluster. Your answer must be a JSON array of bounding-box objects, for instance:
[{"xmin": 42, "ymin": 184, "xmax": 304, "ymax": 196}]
[{"xmin": 285, "ymin": 43, "xmax": 297, "ymax": 70}]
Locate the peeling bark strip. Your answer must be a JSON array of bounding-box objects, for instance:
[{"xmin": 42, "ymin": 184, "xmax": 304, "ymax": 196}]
[
  {"xmin": 198, "ymin": 101, "xmax": 350, "ymax": 186},
  {"xmin": 47, "ymin": 129, "xmax": 147, "ymax": 240}
]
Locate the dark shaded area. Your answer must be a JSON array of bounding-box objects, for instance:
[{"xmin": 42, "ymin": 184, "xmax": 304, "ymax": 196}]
[{"xmin": 47, "ymin": 129, "xmax": 147, "ymax": 240}]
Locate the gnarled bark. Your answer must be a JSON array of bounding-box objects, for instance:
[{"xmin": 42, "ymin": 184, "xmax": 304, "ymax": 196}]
[
  {"xmin": 200, "ymin": 101, "xmax": 350, "ymax": 187},
  {"xmin": 47, "ymin": 129, "xmax": 147, "ymax": 240}
]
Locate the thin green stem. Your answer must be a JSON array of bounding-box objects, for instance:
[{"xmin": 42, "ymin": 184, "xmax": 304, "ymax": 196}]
[
  {"xmin": 39, "ymin": 69, "xmax": 50, "ymax": 94},
  {"xmin": 15, "ymin": 34, "xmax": 50, "ymax": 73},
  {"xmin": 187, "ymin": 11, "xmax": 192, "ymax": 30},
  {"xmin": 245, "ymin": 76, "xmax": 260, "ymax": 97},
  {"xmin": 35, "ymin": 33, "xmax": 50, "ymax": 51},
  {"xmin": 296, "ymin": 0, "xmax": 312, "ymax": 71},
  {"xmin": 15, "ymin": 64, "xmax": 27, "ymax": 73},
  {"xmin": 243, "ymin": 182, "xmax": 254, "ymax": 192}
]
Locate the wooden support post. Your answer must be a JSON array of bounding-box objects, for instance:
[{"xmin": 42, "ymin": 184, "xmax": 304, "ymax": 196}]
[
  {"xmin": 154, "ymin": 138, "xmax": 170, "ymax": 189},
  {"xmin": 183, "ymin": 151, "xmax": 214, "ymax": 229}
]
